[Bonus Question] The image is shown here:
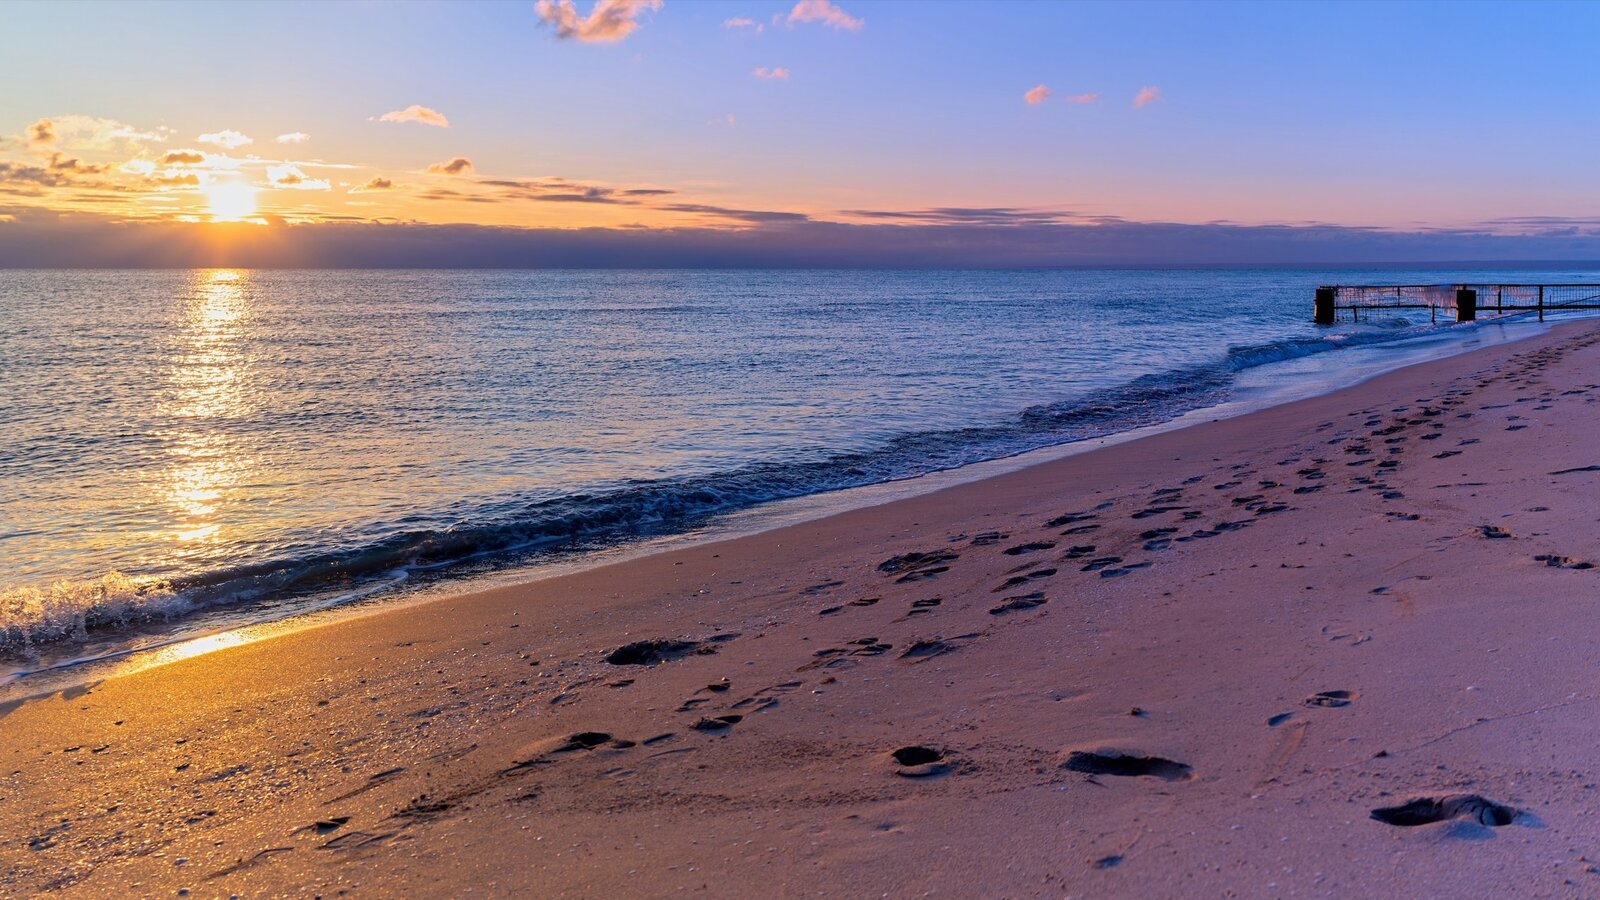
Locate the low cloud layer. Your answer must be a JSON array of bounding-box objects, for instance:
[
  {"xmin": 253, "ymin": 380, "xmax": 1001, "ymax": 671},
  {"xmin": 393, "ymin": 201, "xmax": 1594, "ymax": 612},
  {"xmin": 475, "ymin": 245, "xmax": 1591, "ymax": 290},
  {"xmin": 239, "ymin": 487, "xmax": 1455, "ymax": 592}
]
[{"xmin": 9, "ymin": 205, "xmax": 1600, "ymax": 269}]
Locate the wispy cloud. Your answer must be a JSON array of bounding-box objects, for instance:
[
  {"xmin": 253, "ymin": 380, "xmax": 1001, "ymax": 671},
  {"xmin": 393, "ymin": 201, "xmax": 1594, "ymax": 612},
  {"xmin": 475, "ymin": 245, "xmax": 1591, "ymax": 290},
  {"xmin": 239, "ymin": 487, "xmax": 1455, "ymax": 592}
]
[
  {"xmin": 266, "ymin": 164, "xmax": 331, "ymax": 190},
  {"xmin": 1133, "ymin": 85, "xmax": 1161, "ymax": 108},
  {"xmin": 374, "ymin": 105, "xmax": 451, "ymax": 128},
  {"xmin": 723, "ymin": 16, "xmax": 763, "ymax": 32},
  {"xmin": 787, "ymin": 0, "xmax": 862, "ymax": 30},
  {"xmin": 426, "ymin": 157, "xmax": 474, "ymax": 176},
  {"xmin": 198, "ymin": 129, "xmax": 252, "ymax": 150},
  {"xmin": 661, "ymin": 203, "xmax": 810, "ymax": 224},
  {"xmin": 1024, "ymin": 84, "xmax": 1051, "ymax": 105},
  {"xmin": 844, "ymin": 207, "xmax": 1083, "ymax": 226},
  {"xmin": 535, "ymin": 0, "xmax": 662, "ymax": 43},
  {"xmin": 350, "ymin": 176, "xmax": 394, "ymax": 193},
  {"xmin": 276, "ymin": 132, "xmax": 310, "ymax": 144},
  {"xmin": 752, "ymin": 66, "xmax": 790, "ymax": 80},
  {"xmin": 1066, "ymin": 93, "xmax": 1099, "ymax": 104}
]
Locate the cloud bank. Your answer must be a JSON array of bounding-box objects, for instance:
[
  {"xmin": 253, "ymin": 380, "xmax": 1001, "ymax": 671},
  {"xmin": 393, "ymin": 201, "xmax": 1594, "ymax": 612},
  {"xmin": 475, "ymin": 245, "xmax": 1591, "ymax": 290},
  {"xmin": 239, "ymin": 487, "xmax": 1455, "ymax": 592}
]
[{"xmin": 9, "ymin": 206, "xmax": 1600, "ymax": 269}]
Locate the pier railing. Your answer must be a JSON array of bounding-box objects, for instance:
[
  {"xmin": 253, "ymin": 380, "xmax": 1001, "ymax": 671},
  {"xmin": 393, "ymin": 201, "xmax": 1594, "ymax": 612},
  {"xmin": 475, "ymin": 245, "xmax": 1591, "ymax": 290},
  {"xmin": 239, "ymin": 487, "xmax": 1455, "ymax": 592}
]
[{"xmin": 1314, "ymin": 283, "xmax": 1600, "ymax": 324}]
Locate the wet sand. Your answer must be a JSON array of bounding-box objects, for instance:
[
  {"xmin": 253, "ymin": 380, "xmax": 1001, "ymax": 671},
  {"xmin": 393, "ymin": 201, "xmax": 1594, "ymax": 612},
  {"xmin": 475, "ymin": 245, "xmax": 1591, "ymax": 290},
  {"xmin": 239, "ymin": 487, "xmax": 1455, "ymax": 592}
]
[{"xmin": 6, "ymin": 321, "xmax": 1600, "ymax": 897}]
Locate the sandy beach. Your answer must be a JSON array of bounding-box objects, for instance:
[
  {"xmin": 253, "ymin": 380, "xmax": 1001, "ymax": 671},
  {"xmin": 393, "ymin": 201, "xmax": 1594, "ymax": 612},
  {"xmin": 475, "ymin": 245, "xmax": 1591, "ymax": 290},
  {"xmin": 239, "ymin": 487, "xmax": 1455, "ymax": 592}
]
[{"xmin": 5, "ymin": 319, "xmax": 1600, "ymax": 897}]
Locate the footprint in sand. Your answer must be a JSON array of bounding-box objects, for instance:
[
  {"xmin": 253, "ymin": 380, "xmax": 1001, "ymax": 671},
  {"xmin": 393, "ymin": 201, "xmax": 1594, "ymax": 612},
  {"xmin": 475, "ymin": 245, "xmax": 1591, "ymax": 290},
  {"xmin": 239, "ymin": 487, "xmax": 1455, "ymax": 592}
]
[
  {"xmin": 1003, "ymin": 541, "xmax": 1057, "ymax": 556},
  {"xmin": 879, "ymin": 549, "xmax": 959, "ymax": 583},
  {"xmin": 1062, "ymin": 749, "xmax": 1192, "ymax": 781},
  {"xmin": 606, "ymin": 639, "xmax": 713, "ymax": 666},
  {"xmin": 1534, "ymin": 554, "xmax": 1596, "ymax": 570},
  {"xmin": 690, "ymin": 715, "xmax": 742, "ymax": 732},
  {"xmin": 1303, "ymin": 690, "xmax": 1357, "ymax": 708},
  {"xmin": 1370, "ymin": 794, "xmax": 1517, "ymax": 828},
  {"xmin": 990, "ymin": 592, "xmax": 1046, "ymax": 615},
  {"xmin": 890, "ymin": 746, "xmax": 950, "ymax": 778}
]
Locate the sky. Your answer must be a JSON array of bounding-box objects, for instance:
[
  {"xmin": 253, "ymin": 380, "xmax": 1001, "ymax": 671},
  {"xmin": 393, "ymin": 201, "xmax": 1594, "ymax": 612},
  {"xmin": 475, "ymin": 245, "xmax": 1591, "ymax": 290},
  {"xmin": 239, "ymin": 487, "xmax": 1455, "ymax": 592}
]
[{"xmin": 4, "ymin": 0, "xmax": 1600, "ymax": 266}]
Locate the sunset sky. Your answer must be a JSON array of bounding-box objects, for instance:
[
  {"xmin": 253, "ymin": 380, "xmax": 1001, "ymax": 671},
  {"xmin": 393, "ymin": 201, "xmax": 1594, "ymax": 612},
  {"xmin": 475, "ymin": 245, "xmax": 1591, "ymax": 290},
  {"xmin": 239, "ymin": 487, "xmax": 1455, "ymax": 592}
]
[{"xmin": 5, "ymin": 0, "xmax": 1600, "ymax": 265}]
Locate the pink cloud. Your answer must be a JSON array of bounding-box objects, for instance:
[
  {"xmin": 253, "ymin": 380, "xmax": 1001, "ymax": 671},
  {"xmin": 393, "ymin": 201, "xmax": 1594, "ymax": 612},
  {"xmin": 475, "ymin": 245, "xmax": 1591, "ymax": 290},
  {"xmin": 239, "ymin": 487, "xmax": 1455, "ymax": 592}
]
[
  {"xmin": 375, "ymin": 105, "xmax": 450, "ymax": 128},
  {"xmin": 787, "ymin": 0, "xmax": 862, "ymax": 30},
  {"xmin": 535, "ymin": 0, "xmax": 662, "ymax": 43},
  {"xmin": 723, "ymin": 16, "xmax": 763, "ymax": 33},
  {"xmin": 1134, "ymin": 85, "xmax": 1162, "ymax": 108},
  {"xmin": 752, "ymin": 67, "xmax": 790, "ymax": 80},
  {"xmin": 1024, "ymin": 84, "xmax": 1052, "ymax": 106},
  {"xmin": 1066, "ymin": 93, "xmax": 1099, "ymax": 104}
]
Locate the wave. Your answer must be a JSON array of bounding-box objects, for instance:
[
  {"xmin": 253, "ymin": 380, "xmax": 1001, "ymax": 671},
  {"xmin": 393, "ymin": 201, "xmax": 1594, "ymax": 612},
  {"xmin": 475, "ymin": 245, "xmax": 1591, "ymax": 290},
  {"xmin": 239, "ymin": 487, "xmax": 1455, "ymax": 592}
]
[{"xmin": 0, "ymin": 319, "xmax": 1460, "ymax": 657}]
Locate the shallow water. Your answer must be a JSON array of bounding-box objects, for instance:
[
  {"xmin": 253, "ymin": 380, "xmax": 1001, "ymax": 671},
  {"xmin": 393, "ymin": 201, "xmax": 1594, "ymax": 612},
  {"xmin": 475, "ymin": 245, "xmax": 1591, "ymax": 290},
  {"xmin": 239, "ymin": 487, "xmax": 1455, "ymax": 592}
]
[{"xmin": 2, "ymin": 266, "xmax": 1593, "ymax": 676}]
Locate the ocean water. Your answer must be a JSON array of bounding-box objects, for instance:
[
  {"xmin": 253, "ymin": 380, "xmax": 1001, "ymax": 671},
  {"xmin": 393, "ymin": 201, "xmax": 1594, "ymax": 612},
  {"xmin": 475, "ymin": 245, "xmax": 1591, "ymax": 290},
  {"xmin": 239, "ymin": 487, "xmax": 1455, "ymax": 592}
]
[{"xmin": 1, "ymin": 267, "xmax": 1592, "ymax": 680}]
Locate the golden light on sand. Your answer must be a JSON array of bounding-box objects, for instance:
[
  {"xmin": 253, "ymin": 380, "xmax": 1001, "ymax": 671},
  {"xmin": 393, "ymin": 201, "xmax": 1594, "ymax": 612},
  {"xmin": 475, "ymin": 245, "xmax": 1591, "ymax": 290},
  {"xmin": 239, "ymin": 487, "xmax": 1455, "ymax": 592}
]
[{"xmin": 204, "ymin": 180, "xmax": 259, "ymax": 222}]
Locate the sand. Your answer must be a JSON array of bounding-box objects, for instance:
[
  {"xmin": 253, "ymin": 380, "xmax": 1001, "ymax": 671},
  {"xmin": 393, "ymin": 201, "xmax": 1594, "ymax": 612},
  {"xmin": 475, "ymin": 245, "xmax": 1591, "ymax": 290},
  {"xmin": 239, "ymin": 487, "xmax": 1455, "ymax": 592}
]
[{"xmin": 6, "ymin": 321, "xmax": 1600, "ymax": 897}]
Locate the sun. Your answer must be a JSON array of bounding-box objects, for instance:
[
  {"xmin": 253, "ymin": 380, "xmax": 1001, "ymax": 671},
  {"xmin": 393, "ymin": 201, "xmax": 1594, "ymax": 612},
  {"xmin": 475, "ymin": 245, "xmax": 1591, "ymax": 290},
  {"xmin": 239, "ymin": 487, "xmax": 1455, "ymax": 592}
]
[{"xmin": 204, "ymin": 180, "xmax": 259, "ymax": 222}]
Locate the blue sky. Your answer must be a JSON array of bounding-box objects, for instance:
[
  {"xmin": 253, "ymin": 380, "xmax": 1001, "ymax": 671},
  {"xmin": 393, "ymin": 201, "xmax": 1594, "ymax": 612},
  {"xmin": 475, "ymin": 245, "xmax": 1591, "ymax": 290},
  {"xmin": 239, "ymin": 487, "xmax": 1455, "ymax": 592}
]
[{"xmin": 3, "ymin": 0, "xmax": 1600, "ymax": 264}]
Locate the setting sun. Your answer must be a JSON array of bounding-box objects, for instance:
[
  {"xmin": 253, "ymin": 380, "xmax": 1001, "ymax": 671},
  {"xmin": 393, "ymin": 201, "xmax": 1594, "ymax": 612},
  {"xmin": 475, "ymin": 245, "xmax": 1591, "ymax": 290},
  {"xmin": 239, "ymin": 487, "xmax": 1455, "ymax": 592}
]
[{"xmin": 204, "ymin": 180, "xmax": 258, "ymax": 222}]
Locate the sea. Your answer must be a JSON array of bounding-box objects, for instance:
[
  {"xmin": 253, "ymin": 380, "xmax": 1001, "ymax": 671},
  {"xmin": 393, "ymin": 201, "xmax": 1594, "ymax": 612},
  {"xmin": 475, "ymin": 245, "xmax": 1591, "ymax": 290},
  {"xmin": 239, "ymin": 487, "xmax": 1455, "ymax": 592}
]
[{"xmin": 1, "ymin": 267, "xmax": 1590, "ymax": 691}]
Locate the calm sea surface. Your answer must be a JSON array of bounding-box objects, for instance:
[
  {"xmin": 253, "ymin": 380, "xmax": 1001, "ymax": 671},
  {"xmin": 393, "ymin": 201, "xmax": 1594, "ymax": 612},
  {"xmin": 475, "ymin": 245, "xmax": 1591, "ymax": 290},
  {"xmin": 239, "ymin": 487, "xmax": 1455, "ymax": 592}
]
[{"xmin": 2, "ymin": 267, "xmax": 1592, "ymax": 675}]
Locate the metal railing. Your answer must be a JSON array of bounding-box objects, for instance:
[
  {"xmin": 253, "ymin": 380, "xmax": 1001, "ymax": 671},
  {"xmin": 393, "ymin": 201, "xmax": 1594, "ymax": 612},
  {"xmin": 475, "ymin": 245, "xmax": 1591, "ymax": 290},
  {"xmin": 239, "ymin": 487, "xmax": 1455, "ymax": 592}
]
[{"xmin": 1315, "ymin": 283, "xmax": 1600, "ymax": 324}]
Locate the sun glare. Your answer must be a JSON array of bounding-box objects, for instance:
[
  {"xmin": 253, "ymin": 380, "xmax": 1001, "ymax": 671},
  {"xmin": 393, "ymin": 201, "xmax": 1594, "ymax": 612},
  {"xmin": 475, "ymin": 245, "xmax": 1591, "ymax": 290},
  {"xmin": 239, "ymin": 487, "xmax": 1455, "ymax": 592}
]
[{"xmin": 204, "ymin": 181, "xmax": 260, "ymax": 222}]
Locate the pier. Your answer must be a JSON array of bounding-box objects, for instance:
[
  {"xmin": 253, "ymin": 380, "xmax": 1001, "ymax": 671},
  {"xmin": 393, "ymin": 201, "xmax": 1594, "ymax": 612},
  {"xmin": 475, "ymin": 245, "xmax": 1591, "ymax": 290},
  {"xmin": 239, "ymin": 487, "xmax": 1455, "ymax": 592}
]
[{"xmin": 1314, "ymin": 283, "xmax": 1600, "ymax": 325}]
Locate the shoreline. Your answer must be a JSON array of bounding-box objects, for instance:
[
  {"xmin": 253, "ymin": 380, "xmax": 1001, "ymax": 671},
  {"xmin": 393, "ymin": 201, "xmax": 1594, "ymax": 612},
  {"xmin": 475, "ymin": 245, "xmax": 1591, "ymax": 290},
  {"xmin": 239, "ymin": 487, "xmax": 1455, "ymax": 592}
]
[
  {"xmin": 0, "ymin": 313, "xmax": 1554, "ymax": 696},
  {"xmin": 6, "ymin": 319, "xmax": 1600, "ymax": 895}
]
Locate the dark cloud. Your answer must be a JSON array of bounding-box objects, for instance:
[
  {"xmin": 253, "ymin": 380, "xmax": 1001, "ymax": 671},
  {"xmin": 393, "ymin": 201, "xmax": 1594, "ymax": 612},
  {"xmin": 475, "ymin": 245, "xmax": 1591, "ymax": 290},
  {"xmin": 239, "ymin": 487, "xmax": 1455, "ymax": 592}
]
[
  {"xmin": 26, "ymin": 118, "xmax": 54, "ymax": 147},
  {"xmin": 150, "ymin": 173, "xmax": 200, "ymax": 187},
  {"xmin": 160, "ymin": 150, "xmax": 207, "ymax": 166},
  {"xmin": 417, "ymin": 188, "xmax": 500, "ymax": 204},
  {"xmin": 661, "ymin": 203, "xmax": 812, "ymax": 223},
  {"xmin": 534, "ymin": 187, "xmax": 621, "ymax": 204},
  {"xmin": 47, "ymin": 153, "xmax": 108, "ymax": 175},
  {"xmin": 352, "ymin": 176, "xmax": 394, "ymax": 192},
  {"xmin": 426, "ymin": 157, "xmax": 474, "ymax": 176},
  {"xmin": 844, "ymin": 207, "xmax": 1084, "ymax": 226},
  {"xmin": 622, "ymin": 188, "xmax": 675, "ymax": 196},
  {"xmin": 0, "ymin": 161, "xmax": 65, "ymax": 186}
]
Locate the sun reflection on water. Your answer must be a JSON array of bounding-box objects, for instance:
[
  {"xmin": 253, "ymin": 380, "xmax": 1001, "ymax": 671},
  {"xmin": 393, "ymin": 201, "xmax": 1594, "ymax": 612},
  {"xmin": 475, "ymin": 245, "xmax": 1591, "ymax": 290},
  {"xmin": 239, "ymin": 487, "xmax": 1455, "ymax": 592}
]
[{"xmin": 157, "ymin": 270, "xmax": 257, "ymax": 556}]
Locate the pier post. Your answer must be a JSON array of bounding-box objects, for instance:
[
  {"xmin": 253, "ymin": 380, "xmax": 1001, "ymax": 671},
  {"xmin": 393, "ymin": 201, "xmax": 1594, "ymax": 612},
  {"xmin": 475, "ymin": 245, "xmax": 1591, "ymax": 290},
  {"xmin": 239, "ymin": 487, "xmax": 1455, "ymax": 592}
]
[
  {"xmin": 1456, "ymin": 288, "xmax": 1477, "ymax": 322},
  {"xmin": 1314, "ymin": 287, "xmax": 1336, "ymax": 325},
  {"xmin": 1539, "ymin": 285, "xmax": 1545, "ymax": 321}
]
